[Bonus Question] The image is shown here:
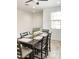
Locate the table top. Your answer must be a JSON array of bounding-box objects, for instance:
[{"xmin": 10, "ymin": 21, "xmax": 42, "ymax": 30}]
[
  {"xmin": 18, "ymin": 32, "xmax": 48, "ymax": 46},
  {"xmin": 41, "ymin": 32, "xmax": 48, "ymax": 37},
  {"xmin": 18, "ymin": 37, "xmax": 43, "ymax": 46},
  {"xmin": 33, "ymin": 35, "xmax": 43, "ymax": 40}
]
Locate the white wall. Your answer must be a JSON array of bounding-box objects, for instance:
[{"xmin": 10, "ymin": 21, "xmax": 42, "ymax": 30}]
[
  {"xmin": 17, "ymin": 9, "xmax": 43, "ymax": 34},
  {"xmin": 17, "ymin": 9, "xmax": 33, "ymax": 33},
  {"xmin": 32, "ymin": 12, "xmax": 43, "ymax": 28}
]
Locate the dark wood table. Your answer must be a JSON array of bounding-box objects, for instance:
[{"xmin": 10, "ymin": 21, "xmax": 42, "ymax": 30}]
[
  {"xmin": 18, "ymin": 32, "xmax": 48, "ymax": 59},
  {"xmin": 18, "ymin": 36, "xmax": 43, "ymax": 59}
]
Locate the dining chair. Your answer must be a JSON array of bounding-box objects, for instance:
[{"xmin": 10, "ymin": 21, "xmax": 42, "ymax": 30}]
[
  {"xmin": 20, "ymin": 32, "xmax": 28, "ymax": 38},
  {"xmin": 20, "ymin": 32, "xmax": 28, "ymax": 47},
  {"xmin": 34, "ymin": 35, "xmax": 49, "ymax": 59},
  {"xmin": 42, "ymin": 29, "xmax": 52, "ymax": 51},
  {"xmin": 42, "ymin": 29, "xmax": 49, "ymax": 33},
  {"xmin": 48, "ymin": 33, "xmax": 51, "ymax": 51},
  {"xmin": 17, "ymin": 41, "xmax": 33, "ymax": 59}
]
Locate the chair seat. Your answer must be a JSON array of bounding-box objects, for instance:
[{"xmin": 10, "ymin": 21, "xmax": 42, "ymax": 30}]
[{"xmin": 22, "ymin": 47, "xmax": 32, "ymax": 58}]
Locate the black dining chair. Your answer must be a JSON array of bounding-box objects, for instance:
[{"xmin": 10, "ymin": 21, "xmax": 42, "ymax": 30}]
[
  {"xmin": 48, "ymin": 33, "xmax": 51, "ymax": 51},
  {"xmin": 34, "ymin": 35, "xmax": 49, "ymax": 59},
  {"xmin": 42, "ymin": 29, "xmax": 52, "ymax": 51},
  {"xmin": 42, "ymin": 29, "xmax": 49, "ymax": 33},
  {"xmin": 20, "ymin": 32, "xmax": 28, "ymax": 38},
  {"xmin": 17, "ymin": 41, "xmax": 33, "ymax": 59}
]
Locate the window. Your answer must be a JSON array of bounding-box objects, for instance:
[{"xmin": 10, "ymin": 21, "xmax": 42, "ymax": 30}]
[
  {"xmin": 51, "ymin": 12, "xmax": 61, "ymax": 20},
  {"xmin": 51, "ymin": 11, "xmax": 61, "ymax": 29}
]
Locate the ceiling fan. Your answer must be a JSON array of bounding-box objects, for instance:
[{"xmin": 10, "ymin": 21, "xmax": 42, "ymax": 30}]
[{"xmin": 25, "ymin": 0, "xmax": 48, "ymax": 5}]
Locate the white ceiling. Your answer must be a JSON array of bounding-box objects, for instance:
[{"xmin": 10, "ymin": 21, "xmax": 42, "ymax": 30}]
[{"xmin": 17, "ymin": 0, "xmax": 61, "ymax": 12}]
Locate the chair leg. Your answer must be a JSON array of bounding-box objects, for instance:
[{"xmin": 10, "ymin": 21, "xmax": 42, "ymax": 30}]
[
  {"xmin": 45, "ymin": 47, "xmax": 47, "ymax": 57},
  {"xmin": 29, "ymin": 54, "xmax": 31, "ymax": 59},
  {"xmin": 41, "ymin": 40, "xmax": 43, "ymax": 59},
  {"xmin": 49, "ymin": 39, "xmax": 51, "ymax": 51},
  {"xmin": 47, "ymin": 45, "xmax": 48, "ymax": 56},
  {"xmin": 31, "ymin": 51, "xmax": 34, "ymax": 59},
  {"xmin": 46, "ymin": 42, "xmax": 48, "ymax": 56}
]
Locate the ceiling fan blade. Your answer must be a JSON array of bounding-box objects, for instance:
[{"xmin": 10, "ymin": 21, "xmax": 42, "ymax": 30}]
[{"xmin": 25, "ymin": 0, "xmax": 33, "ymax": 3}]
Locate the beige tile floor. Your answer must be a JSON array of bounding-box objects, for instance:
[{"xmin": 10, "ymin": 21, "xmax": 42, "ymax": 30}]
[
  {"xmin": 45, "ymin": 40, "xmax": 61, "ymax": 59},
  {"xmin": 22, "ymin": 40, "xmax": 61, "ymax": 59}
]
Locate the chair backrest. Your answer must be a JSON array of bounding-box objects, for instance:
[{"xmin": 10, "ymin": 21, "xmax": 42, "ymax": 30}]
[
  {"xmin": 48, "ymin": 33, "xmax": 51, "ymax": 39},
  {"xmin": 42, "ymin": 29, "xmax": 49, "ymax": 33},
  {"xmin": 17, "ymin": 41, "xmax": 22, "ymax": 59},
  {"xmin": 42, "ymin": 31, "xmax": 49, "ymax": 46},
  {"xmin": 32, "ymin": 28, "xmax": 40, "ymax": 33},
  {"xmin": 20, "ymin": 32, "xmax": 28, "ymax": 38},
  {"xmin": 43, "ymin": 34, "xmax": 49, "ymax": 46}
]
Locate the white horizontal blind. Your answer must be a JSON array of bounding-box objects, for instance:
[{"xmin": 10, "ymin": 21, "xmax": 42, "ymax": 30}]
[
  {"xmin": 51, "ymin": 12, "xmax": 61, "ymax": 29},
  {"xmin": 51, "ymin": 12, "xmax": 61, "ymax": 20},
  {"xmin": 51, "ymin": 20, "xmax": 61, "ymax": 29}
]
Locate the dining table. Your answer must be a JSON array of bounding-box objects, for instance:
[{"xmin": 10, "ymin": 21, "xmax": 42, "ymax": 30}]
[{"xmin": 18, "ymin": 32, "xmax": 48, "ymax": 59}]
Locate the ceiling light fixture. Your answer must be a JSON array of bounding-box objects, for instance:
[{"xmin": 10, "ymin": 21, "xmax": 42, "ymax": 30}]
[{"xmin": 33, "ymin": 6, "xmax": 35, "ymax": 8}]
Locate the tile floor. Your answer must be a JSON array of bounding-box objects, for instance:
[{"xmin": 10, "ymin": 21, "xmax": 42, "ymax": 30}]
[
  {"xmin": 46, "ymin": 40, "xmax": 61, "ymax": 59},
  {"xmin": 23, "ymin": 40, "xmax": 61, "ymax": 59}
]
